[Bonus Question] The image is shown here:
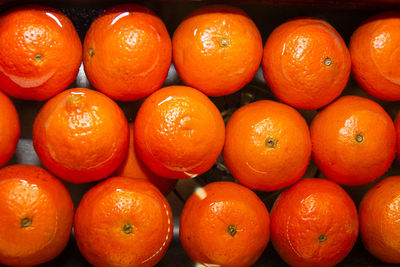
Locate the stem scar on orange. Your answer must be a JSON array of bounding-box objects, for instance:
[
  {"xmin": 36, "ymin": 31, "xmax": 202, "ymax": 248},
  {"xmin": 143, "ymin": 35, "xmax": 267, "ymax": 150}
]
[
  {"xmin": 113, "ymin": 122, "xmax": 178, "ymax": 195},
  {"xmin": 359, "ymin": 176, "xmax": 400, "ymax": 264},
  {"xmin": 180, "ymin": 181, "xmax": 270, "ymax": 266},
  {"xmin": 0, "ymin": 5, "xmax": 82, "ymax": 101},
  {"xmin": 0, "ymin": 90, "xmax": 20, "ymax": 167},
  {"xmin": 262, "ymin": 17, "xmax": 351, "ymax": 110},
  {"xmin": 83, "ymin": 4, "xmax": 172, "ymax": 101},
  {"xmin": 0, "ymin": 165, "xmax": 74, "ymax": 267},
  {"xmin": 74, "ymin": 177, "xmax": 173, "ymax": 267},
  {"xmin": 270, "ymin": 178, "xmax": 359, "ymax": 267},
  {"xmin": 350, "ymin": 12, "xmax": 400, "ymax": 101},
  {"xmin": 223, "ymin": 100, "xmax": 311, "ymax": 192},
  {"xmin": 311, "ymin": 95, "xmax": 396, "ymax": 186},
  {"xmin": 134, "ymin": 85, "xmax": 225, "ymax": 179},
  {"xmin": 172, "ymin": 5, "xmax": 263, "ymax": 96},
  {"xmin": 33, "ymin": 88, "xmax": 129, "ymax": 183}
]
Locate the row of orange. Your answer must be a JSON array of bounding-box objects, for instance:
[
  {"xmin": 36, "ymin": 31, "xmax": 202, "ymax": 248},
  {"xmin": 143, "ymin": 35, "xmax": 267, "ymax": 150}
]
[{"xmin": 0, "ymin": 4, "xmax": 399, "ymax": 106}]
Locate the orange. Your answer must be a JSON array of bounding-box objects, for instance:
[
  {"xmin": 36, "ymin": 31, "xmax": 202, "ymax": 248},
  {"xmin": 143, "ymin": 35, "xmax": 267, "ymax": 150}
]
[
  {"xmin": 83, "ymin": 4, "xmax": 171, "ymax": 101},
  {"xmin": 0, "ymin": 165, "xmax": 74, "ymax": 267},
  {"xmin": 311, "ymin": 95, "xmax": 396, "ymax": 186},
  {"xmin": 134, "ymin": 85, "xmax": 225, "ymax": 179},
  {"xmin": 223, "ymin": 100, "xmax": 311, "ymax": 192},
  {"xmin": 262, "ymin": 17, "xmax": 351, "ymax": 110},
  {"xmin": 74, "ymin": 176, "xmax": 173, "ymax": 267},
  {"xmin": 0, "ymin": 5, "xmax": 82, "ymax": 101},
  {"xmin": 270, "ymin": 178, "xmax": 359, "ymax": 267},
  {"xmin": 180, "ymin": 181, "xmax": 270, "ymax": 266},
  {"xmin": 396, "ymin": 112, "xmax": 400, "ymax": 162},
  {"xmin": 113, "ymin": 123, "xmax": 177, "ymax": 195},
  {"xmin": 33, "ymin": 88, "xmax": 129, "ymax": 183},
  {"xmin": 172, "ymin": 5, "xmax": 262, "ymax": 96},
  {"xmin": 0, "ymin": 91, "xmax": 20, "ymax": 167},
  {"xmin": 350, "ymin": 12, "xmax": 400, "ymax": 101},
  {"xmin": 359, "ymin": 176, "xmax": 400, "ymax": 263}
]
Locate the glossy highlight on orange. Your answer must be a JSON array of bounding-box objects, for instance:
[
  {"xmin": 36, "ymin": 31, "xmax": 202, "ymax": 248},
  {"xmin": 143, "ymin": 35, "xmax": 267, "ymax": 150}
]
[
  {"xmin": 0, "ymin": 5, "xmax": 82, "ymax": 101},
  {"xmin": 74, "ymin": 177, "xmax": 173, "ymax": 267}
]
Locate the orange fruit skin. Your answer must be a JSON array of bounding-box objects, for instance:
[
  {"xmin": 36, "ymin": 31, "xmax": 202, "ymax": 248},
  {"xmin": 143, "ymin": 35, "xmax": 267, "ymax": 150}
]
[
  {"xmin": 83, "ymin": 4, "xmax": 172, "ymax": 101},
  {"xmin": 270, "ymin": 178, "xmax": 359, "ymax": 267},
  {"xmin": 359, "ymin": 176, "xmax": 400, "ymax": 264},
  {"xmin": 396, "ymin": 112, "xmax": 400, "ymax": 163},
  {"xmin": 223, "ymin": 100, "xmax": 311, "ymax": 192},
  {"xmin": 0, "ymin": 5, "xmax": 82, "ymax": 101},
  {"xmin": 350, "ymin": 12, "xmax": 400, "ymax": 101},
  {"xmin": 33, "ymin": 88, "xmax": 129, "ymax": 183},
  {"xmin": 172, "ymin": 5, "xmax": 263, "ymax": 96},
  {"xmin": 0, "ymin": 165, "xmax": 74, "ymax": 267},
  {"xmin": 180, "ymin": 181, "xmax": 270, "ymax": 267},
  {"xmin": 0, "ymin": 91, "xmax": 20, "ymax": 167},
  {"xmin": 311, "ymin": 95, "xmax": 396, "ymax": 186},
  {"xmin": 113, "ymin": 123, "xmax": 177, "ymax": 195},
  {"xmin": 262, "ymin": 18, "xmax": 351, "ymax": 110},
  {"xmin": 134, "ymin": 85, "xmax": 225, "ymax": 179},
  {"xmin": 74, "ymin": 176, "xmax": 173, "ymax": 267}
]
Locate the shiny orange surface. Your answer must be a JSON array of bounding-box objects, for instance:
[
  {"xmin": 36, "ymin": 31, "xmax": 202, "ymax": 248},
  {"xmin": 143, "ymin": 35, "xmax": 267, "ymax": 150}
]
[
  {"xmin": 263, "ymin": 17, "xmax": 351, "ymax": 110},
  {"xmin": 0, "ymin": 5, "xmax": 82, "ymax": 101},
  {"xmin": 223, "ymin": 100, "xmax": 311, "ymax": 191},
  {"xmin": 0, "ymin": 165, "xmax": 74, "ymax": 267},
  {"xmin": 83, "ymin": 4, "xmax": 172, "ymax": 101},
  {"xmin": 172, "ymin": 5, "xmax": 262, "ymax": 96},
  {"xmin": 311, "ymin": 95, "xmax": 396, "ymax": 186},
  {"xmin": 350, "ymin": 12, "xmax": 400, "ymax": 101},
  {"xmin": 180, "ymin": 181, "xmax": 270, "ymax": 266},
  {"xmin": 33, "ymin": 88, "xmax": 129, "ymax": 183},
  {"xmin": 134, "ymin": 85, "xmax": 225, "ymax": 179},
  {"xmin": 270, "ymin": 178, "xmax": 359, "ymax": 267},
  {"xmin": 74, "ymin": 177, "xmax": 173, "ymax": 267},
  {"xmin": 359, "ymin": 176, "xmax": 400, "ymax": 264}
]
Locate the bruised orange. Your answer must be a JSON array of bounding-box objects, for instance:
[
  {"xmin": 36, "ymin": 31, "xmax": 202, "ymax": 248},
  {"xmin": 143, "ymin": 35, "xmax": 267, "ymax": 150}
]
[
  {"xmin": 113, "ymin": 123, "xmax": 177, "ymax": 195},
  {"xmin": 223, "ymin": 100, "xmax": 311, "ymax": 192},
  {"xmin": 83, "ymin": 4, "xmax": 171, "ymax": 101},
  {"xmin": 33, "ymin": 88, "xmax": 129, "ymax": 183},
  {"xmin": 0, "ymin": 5, "xmax": 82, "ymax": 101},
  {"xmin": 134, "ymin": 85, "xmax": 225, "ymax": 179},
  {"xmin": 74, "ymin": 176, "xmax": 173, "ymax": 267},
  {"xmin": 359, "ymin": 176, "xmax": 400, "ymax": 264},
  {"xmin": 270, "ymin": 178, "xmax": 359, "ymax": 267},
  {"xmin": 263, "ymin": 17, "xmax": 351, "ymax": 110},
  {"xmin": 172, "ymin": 5, "xmax": 262, "ymax": 96},
  {"xmin": 180, "ymin": 181, "xmax": 270, "ymax": 266},
  {"xmin": 350, "ymin": 12, "xmax": 400, "ymax": 101},
  {"xmin": 0, "ymin": 165, "xmax": 74, "ymax": 267},
  {"xmin": 311, "ymin": 95, "xmax": 396, "ymax": 186},
  {"xmin": 0, "ymin": 90, "xmax": 20, "ymax": 167}
]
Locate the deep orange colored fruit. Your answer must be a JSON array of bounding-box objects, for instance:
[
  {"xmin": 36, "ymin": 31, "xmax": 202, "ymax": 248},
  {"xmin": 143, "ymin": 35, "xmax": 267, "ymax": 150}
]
[
  {"xmin": 0, "ymin": 165, "xmax": 74, "ymax": 267},
  {"xmin": 134, "ymin": 85, "xmax": 225, "ymax": 179},
  {"xmin": 74, "ymin": 176, "xmax": 173, "ymax": 267},
  {"xmin": 180, "ymin": 181, "xmax": 270, "ymax": 266},
  {"xmin": 223, "ymin": 100, "xmax": 311, "ymax": 192},
  {"xmin": 0, "ymin": 5, "xmax": 82, "ymax": 101},
  {"xmin": 0, "ymin": 91, "xmax": 20, "ymax": 167},
  {"xmin": 263, "ymin": 18, "xmax": 351, "ymax": 110},
  {"xmin": 359, "ymin": 176, "xmax": 400, "ymax": 264},
  {"xmin": 350, "ymin": 12, "xmax": 400, "ymax": 101},
  {"xmin": 172, "ymin": 5, "xmax": 262, "ymax": 96},
  {"xmin": 396, "ymin": 112, "xmax": 400, "ymax": 162},
  {"xmin": 33, "ymin": 88, "xmax": 129, "ymax": 183},
  {"xmin": 83, "ymin": 4, "xmax": 171, "ymax": 101},
  {"xmin": 270, "ymin": 178, "xmax": 359, "ymax": 267},
  {"xmin": 113, "ymin": 123, "xmax": 177, "ymax": 195},
  {"xmin": 311, "ymin": 95, "xmax": 396, "ymax": 186}
]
